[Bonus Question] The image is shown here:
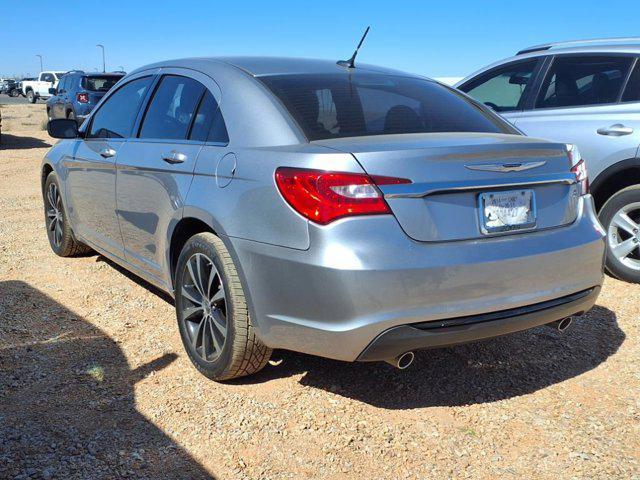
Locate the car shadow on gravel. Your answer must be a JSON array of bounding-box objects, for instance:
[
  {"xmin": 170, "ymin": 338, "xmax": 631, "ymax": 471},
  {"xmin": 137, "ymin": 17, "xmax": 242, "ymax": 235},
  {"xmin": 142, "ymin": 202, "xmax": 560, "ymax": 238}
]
[
  {"xmin": 241, "ymin": 305, "xmax": 623, "ymax": 409},
  {"xmin": 0, "ymin": 281, "xmax": 214, "ymax": 479},
  {"xmin": 0, "ymin": 133, "xmax": 51, "ymax": 150}
]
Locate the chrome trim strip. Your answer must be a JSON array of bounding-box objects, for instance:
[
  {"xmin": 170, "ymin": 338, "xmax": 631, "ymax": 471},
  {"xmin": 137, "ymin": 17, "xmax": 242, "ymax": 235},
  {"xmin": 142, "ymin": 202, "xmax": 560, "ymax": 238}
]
[{"xmin": 383, "ymin": 174, "xmax": 576, "ymax": 199}]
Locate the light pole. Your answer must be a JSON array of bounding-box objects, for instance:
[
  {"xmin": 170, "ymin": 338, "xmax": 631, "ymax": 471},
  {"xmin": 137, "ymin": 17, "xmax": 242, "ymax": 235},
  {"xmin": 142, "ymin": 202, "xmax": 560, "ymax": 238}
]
[
  {"xmin": 96, "ymin": 44, "xmax": 105, "ymax": 73},
  {"xmin": 35, "ymin": 54, "xmax": 43, "ymax": 72}
]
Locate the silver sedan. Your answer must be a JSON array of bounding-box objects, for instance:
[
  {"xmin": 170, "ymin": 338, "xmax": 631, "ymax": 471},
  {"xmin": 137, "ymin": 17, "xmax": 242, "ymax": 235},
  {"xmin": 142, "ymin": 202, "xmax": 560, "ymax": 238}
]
[{"xmin": 43, "ymin": 57, "xmax": 605, "ymax": 380}]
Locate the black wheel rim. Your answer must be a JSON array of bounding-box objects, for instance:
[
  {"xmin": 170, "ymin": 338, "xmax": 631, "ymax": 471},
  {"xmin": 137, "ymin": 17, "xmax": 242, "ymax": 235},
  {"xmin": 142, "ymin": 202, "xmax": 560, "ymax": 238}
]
[
  {"xmin": 180, "ymin": 253, "xmax": 227, "ymax": 362},
  {"xmin": 46, "ymin": 182, "xmax": 63, "ymax": 248}
]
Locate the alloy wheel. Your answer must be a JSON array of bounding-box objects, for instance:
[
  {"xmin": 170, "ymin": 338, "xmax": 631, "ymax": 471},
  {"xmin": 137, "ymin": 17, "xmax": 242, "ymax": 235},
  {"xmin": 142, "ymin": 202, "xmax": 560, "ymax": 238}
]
[
  {"xmin": 46, "ymin": 182, "xmax": 64, "ymax": 248},
  {"xmin": 607, "ymin": 202, "xmax": 640, "ymax": 271},
  {"xmin": 180, "ymin": 253, "xmax": 227, "ymax": 362}
]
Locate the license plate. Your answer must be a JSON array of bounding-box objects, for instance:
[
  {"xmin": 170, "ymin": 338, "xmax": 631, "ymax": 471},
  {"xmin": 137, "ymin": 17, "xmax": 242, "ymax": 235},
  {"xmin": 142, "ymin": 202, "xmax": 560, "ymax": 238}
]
[{"xmin": 479, "ymin": 189, "xmax": 536, "ymax": 234}]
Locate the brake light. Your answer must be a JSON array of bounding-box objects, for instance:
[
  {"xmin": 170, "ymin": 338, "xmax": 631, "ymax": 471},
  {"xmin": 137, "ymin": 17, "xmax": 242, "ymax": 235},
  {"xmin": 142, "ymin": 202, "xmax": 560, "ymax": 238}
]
[
  {"xmin": 567, "ymin": 144, "xmax": 589, "ymax": 194},
  {"xmin": 76, "ymin": 92, "xmax": 89, "ymax": 103},
  {"xmin": 275, "ymin": 167, "xmax": 410, "ymax": 225}
]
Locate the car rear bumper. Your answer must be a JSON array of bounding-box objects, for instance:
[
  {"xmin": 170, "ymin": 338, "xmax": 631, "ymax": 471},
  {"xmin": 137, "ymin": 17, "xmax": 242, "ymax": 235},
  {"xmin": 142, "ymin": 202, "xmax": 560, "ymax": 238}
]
[
  {"xmin": 357, "ymin": 286, "xmax": 599, "ymax": 361},
  {"xmin": 229, "ymin": 195, "xmax": 605, "ymax": 362}
]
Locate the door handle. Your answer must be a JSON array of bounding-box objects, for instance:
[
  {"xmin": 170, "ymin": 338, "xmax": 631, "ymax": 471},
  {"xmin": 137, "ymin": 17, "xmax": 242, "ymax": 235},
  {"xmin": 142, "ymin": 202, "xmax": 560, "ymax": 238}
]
[
  {"xmin": 99, "ymin": 147, "xmax": 116, "ymax": 158},
  {"xmin": 162, "ymin": 151, "xmax": 187, "ymax": 164},
  {"xmin": 597, "ymin": 124, "xmax": 634, "ymax": 136}
]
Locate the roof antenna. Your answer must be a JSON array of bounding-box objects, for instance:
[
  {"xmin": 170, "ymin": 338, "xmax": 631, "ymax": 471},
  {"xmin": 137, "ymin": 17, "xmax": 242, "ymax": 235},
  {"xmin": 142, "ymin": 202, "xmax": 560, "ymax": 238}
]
[{"xmin": 337, "ymin": 26, "xmax": 370, "ymax": 68}]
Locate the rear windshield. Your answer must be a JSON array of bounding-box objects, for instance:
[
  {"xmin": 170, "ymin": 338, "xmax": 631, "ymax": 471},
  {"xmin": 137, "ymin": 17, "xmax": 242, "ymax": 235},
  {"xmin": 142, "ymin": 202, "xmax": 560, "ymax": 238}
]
[
  {"xmin": 82, "ymin": 75, "xmax": 123, "ymax": 92},
  {"xmin": 260, "ymin": 73, "xmax": 514, "ymax": 140}
]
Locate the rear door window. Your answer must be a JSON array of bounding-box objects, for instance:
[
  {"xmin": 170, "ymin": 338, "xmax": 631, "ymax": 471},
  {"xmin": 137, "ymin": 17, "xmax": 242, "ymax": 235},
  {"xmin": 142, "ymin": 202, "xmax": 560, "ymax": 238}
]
[
  {"xmin": 536, "ymin": 55, "xmax": 634, "ymax": 108},
  {"xmin": 88, "ymin": 76, "xmax": 152, "ymax": 139},
  {"xmin": 460, "ymin": 59, "xmax": 539, "ymax": 112},
  {"xmin": 139, "ymin": 75, "xmax": 205, "ymax": 140},
  {"xmin": 188, "ymin": 91, "xmax": 229, "ymax": 143}
]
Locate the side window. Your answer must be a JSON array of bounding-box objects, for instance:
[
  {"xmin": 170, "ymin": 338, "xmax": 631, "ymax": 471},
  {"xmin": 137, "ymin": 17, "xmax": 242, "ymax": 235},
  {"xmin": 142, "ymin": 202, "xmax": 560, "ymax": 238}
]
[
  {"xmin": 139, "ymin": 75, "xmax": 205, "ymax": 140},
  {"xmin": 57, "ymin": 76, "xmax": 67, "ymax": 92},
  {"xmin": 536, "ymin": 56, "xmax": 634, "ymax": 109},
  {"xmin": 460, "ymin": 60, "xmax": 538, "ymax": 112},
  {"xmin": 189, "ymin": 91, "xmax": 229, "ymax": 143},
  {"xmin": 622, "ymin": 60, "xmax": 640, "ymax": 102},
  {"xmin": 88, "ymin": 76, "xmax": 152, "ymax": 139}
]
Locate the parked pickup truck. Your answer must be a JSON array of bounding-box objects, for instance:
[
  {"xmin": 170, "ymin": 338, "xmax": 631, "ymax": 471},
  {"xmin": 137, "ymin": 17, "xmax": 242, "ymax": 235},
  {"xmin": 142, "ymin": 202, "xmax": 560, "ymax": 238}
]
[{"xmin": 22, "ymin": 71, "xmax": 66, "ymax": 103}]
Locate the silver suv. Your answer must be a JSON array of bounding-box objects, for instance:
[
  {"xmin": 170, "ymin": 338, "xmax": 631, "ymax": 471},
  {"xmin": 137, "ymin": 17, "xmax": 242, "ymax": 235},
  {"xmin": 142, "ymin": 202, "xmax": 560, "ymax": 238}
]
[
  {"xmin": 457, "ymin": 38, "xmax": 640, "ymax": 283},
  {"xmin": 43, "ymin": 57, "xmax": 604, "ymax": 380}
]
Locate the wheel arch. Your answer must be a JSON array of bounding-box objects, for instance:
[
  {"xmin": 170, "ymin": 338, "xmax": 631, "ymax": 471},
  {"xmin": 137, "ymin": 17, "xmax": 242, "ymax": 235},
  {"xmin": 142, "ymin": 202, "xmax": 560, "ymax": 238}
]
[
  {"xmin": 591, "ymin": 158, "xmax": 640, "ymax": 211},
  {"xmin": 168, "ymin": 216, "xmax": 217, "ymax": 289},
  {"xmin": 167, "ymin": 208, "xmax": 264, "ymax": 336},
  {"xmin": 41, "ymin": 163, "xmax": 54, "ymax": 195}
]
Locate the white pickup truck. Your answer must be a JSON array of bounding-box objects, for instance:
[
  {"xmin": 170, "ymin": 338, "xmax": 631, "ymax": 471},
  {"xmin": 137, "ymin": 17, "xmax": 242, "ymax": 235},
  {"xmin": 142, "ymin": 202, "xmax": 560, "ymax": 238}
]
[{"xmin": 22, "ymin": 71, "xmax": 66, "ymax": 103}]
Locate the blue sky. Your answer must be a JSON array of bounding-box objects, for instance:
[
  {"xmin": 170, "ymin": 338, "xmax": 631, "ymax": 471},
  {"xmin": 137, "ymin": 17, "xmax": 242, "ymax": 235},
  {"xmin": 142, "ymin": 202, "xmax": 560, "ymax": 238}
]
[{"xmin": 1, "ymin": 0, "xmax": 639, "ymax": 78}]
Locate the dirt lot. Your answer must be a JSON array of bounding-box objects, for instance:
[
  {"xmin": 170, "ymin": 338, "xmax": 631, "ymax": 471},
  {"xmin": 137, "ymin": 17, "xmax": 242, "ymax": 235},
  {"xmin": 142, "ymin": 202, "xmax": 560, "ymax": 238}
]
[{"xmin": 0, "ymin": 103, "xmax": 639, "ymax": 479}]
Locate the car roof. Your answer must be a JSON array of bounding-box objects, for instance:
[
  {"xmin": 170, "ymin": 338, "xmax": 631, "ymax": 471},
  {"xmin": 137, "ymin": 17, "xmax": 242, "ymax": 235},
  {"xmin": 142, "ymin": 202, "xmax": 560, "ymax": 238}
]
[{"xmin": 130, "ymin": 56, "xmax": 425, "ymax": 79}]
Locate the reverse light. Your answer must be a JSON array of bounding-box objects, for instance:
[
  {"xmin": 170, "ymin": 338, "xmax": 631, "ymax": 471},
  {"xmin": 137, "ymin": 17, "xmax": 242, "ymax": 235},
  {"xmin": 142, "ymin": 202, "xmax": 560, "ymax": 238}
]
[
  {"xmin": 275, "ymin": 167, "xmax": 410, "ymax": 225},
  {"xmin": 567, "ymin": 144, "xmax": 589, "ymax": 194},
  {"xmin": 76, "ymin": 92, "xmax": 89, "ymax": 103}
]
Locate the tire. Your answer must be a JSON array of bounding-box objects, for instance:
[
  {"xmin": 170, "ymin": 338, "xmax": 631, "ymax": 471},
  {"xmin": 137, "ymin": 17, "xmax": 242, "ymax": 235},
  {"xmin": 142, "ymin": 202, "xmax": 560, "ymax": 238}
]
[
  {"xmin": 174, "ymin": 232, "xmax": 272, "ymax": 381},
  {"xmin": 9, "ymin": 89, "xmax": 19, "ymax": 97},
  {"xmin": 43, "ymin": 172, "xmax": 91, "ymax": 257},
  {"xmin": 26, "ymin": 90, "xmax": 36, "ymax": 104},
  {"xmin": 599, "ymin": 185, "xmax": 640, "ymax": 283}
]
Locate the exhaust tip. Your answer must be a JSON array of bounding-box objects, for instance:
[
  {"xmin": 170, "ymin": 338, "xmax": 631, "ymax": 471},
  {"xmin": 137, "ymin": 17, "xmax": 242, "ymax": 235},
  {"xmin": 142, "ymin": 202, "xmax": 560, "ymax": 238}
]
[
  {"xmin": 395, "ymin": 351, "xmax": 415, "ymax": 370},
  {"xmin": 546, "ymin": 316, "xmax": 573, "ymax": 333},
  {"xmin": 557, "ymin": 316, "xmax": 573, "ymax": 333},
  {"xmin": 383, "ymin": 351, "xmax": 415, "ymax": 369}
]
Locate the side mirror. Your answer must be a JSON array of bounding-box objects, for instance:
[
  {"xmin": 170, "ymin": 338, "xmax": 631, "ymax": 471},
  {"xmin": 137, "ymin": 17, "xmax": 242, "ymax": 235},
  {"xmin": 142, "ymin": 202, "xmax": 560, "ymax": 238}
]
[
  {"xmin": 49, "ymin": 87, "xmax": 57, "ymax": 95},
  {"xmin": 48, "ymin": 118, "xmax": 79, "ymax": 139}
]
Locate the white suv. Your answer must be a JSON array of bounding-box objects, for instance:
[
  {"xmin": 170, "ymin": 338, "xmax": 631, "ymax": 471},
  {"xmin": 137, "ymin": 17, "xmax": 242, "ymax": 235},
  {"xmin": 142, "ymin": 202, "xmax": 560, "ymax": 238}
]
[{"xmin": 457, "ymin": 37, "xmax": 640, "ymax": 283}]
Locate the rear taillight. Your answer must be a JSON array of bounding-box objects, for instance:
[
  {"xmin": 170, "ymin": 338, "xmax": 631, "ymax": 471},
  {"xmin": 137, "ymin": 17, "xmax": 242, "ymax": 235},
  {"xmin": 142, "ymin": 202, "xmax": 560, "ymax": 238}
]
[
  {"xmin": 275, "ymin": 167, "xmax": 410, "ymax": 225},
  {"xmin": 567, "ymin": 144, "xmax": 589, "ymax": 194},
  {"xmin": 76, "ymin": 92, "xmax": 89, "ymax": 103}
]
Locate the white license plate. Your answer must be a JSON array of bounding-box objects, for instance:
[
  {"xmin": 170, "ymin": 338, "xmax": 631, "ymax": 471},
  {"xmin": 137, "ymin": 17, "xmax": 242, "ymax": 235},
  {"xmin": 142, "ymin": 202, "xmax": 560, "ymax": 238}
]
[{"xmin": 479, "ymin": 189, "xmax": 536, "ymax": 234}]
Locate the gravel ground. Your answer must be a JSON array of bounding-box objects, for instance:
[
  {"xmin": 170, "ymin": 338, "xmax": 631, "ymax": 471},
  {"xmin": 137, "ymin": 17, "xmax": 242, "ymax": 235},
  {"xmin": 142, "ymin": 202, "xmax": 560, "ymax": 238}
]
[{"xmin": 0, "ymin": 103, "xmax": 639, "ymax": 479}]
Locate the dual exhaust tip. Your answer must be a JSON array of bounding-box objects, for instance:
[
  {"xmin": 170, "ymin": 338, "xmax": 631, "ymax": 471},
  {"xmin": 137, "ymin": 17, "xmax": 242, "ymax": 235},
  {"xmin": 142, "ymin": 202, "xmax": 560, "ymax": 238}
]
[{"xmin": 384, "ymin": 317, "xmax": 574, "ymax": 369}]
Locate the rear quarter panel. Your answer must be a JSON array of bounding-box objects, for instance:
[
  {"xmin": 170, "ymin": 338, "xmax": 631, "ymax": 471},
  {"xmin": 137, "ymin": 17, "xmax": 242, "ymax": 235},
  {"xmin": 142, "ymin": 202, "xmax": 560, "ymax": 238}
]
[{"xmin": 187, "ymin": 144, "xmax": 363, "ymax": 250}]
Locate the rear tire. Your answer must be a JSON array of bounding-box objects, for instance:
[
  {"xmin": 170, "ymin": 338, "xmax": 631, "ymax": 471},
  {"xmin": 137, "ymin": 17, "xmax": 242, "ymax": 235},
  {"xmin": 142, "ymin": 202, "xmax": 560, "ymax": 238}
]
[
  {"xmin": 600, "ymin": 185, "xmax": 640, "ymax": 283},
  {"xmin": 43, "ymin": 172, "xmax": 91, "ymax": 257},
  {"xmin": 26, "ymin": 90, "xmax": 36, "ymax": 104},
  {"xmin": 175, "ymin": 232, "xmax": 272, "ymax": 381}
]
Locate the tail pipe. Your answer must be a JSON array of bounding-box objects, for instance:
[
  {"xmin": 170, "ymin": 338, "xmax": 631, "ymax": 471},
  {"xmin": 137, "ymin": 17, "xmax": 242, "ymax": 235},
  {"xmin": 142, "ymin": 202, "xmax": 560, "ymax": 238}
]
[
  {"xmin": 385, "ymin": 351, "xmax": 415, "ymax": 370},
  {"xmin": 546, "ymin": 316, "xmax": 573, "ymax": 333}
]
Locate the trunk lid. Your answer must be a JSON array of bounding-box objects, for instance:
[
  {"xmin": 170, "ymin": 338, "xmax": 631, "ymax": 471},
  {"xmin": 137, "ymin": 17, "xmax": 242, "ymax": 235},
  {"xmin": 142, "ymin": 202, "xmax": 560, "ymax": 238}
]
[{"xmin": 314, "ymin": 133, "xmax": 579, "ymax": 242}]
